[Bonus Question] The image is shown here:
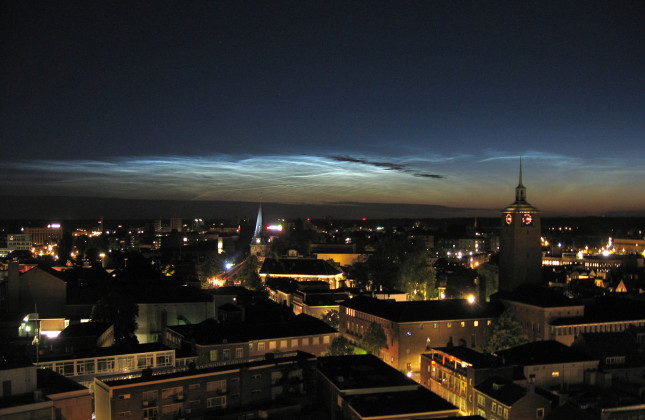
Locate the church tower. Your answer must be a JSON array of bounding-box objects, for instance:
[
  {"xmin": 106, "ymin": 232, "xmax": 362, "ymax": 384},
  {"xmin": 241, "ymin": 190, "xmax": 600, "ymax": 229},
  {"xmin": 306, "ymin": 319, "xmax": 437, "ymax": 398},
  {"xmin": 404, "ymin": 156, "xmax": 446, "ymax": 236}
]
[
  {"xmin": 250, "ymin": 202, "xmax": 271, "ymax": 261},
  {"xmin": 499, "ymin": 160, "xmax": 542, "ymax": 292}
]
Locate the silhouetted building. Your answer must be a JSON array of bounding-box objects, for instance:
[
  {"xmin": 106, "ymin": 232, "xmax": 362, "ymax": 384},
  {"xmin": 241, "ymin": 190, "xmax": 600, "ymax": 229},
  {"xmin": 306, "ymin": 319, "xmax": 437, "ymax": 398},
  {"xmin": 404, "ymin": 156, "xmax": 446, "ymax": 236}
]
[{"xmin": 499, "ymin": 161, "xmax": 542, "ymax": 292}]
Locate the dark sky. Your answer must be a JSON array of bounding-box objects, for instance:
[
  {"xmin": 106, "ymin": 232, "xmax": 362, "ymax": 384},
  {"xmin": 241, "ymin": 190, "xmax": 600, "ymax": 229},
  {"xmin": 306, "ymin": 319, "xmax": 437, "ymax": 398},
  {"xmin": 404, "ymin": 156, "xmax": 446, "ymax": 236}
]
[{"xmin": 2, "ymin": 1, "xmax": 645, "ymax": 218}]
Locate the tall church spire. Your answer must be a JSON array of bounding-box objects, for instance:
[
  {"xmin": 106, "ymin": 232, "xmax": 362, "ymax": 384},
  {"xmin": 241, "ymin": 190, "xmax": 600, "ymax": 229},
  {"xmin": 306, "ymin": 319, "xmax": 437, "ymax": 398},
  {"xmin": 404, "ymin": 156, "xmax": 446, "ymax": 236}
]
[
  {"xmin": 515, "ymin": 158, "xmax": 526, "ymax": 202},
  {"xmin": 250, "ymin": 201, "xmax": 271, "ymax": 261},
  {"xmin": 252, "ymin": 202, "xmax": 264, "ymax": 243}
]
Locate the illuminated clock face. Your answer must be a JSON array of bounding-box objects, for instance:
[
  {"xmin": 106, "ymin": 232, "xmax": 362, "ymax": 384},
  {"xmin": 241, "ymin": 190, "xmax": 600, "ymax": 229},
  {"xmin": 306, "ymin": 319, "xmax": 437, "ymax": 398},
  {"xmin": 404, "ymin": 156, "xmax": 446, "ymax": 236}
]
[
  {"xmin": 505, "ymin": 213, "xmax": 513, "ymax": 225},
  {"xmin": 522, "ymin": 213, "xmax": 533, "ymax": 225}
]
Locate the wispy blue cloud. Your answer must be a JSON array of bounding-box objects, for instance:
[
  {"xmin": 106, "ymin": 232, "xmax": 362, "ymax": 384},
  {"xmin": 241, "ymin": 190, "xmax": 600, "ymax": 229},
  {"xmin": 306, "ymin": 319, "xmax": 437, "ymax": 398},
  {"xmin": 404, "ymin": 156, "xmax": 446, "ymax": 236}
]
[{"xmin": 2, "ymin": 152, "xmax": 645, "ymax": 215}]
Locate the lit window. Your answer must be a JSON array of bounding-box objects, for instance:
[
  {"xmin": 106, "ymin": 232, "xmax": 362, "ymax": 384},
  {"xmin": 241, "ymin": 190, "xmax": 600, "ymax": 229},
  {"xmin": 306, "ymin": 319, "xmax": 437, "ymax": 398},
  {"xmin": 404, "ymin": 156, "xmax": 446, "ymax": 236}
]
[
  {"xmin": 551, "ymin": 371, "xmax": 560, "ymax": 377},
  {"xmin": 474, "ymin": 321, "xmax": 479, "ymax": 327}
]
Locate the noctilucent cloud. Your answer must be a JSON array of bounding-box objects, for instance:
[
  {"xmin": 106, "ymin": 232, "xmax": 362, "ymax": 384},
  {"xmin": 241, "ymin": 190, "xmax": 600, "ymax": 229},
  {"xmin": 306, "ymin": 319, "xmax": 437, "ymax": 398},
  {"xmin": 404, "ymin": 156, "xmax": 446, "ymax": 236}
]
[{"xmin": 2, "ymin": 2, "xmax": 644, "ymax": 217}]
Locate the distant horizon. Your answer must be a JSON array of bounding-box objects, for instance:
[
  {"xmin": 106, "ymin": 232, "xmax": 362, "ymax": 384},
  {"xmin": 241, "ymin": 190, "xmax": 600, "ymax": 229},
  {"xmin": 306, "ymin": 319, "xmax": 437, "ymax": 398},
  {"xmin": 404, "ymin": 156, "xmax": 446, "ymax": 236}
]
[{"xmin": 1, "ymin": 194, "xmax": 643, "ymax": 223}]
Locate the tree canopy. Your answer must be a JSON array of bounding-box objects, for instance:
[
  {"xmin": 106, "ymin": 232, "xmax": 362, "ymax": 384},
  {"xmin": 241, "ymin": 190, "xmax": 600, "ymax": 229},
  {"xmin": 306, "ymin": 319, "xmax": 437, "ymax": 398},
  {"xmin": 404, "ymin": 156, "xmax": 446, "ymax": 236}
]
[
  {"xmin": 361, "ymin": 322, "xmax": 388, "ymax": 355},
  {"xmin": 347, "ymin": 234, "xmax": 436, "ymax": 297},
  {"xmin": 321, "ymin": 309, "xmax": 339, "ymax": 329},
  {"xmin": 236, "ymin": 255, "xmax": 264, "ymax": 291},
  {"xmin": 326, "ymin": 335, "xmax": 354, "ymax": 356},
  {"xmin": 398, "ymin": 251, "xmax": 437, "ymax": 300},
  {"xmin": 484, "ymin": 310, "xmax": 528, "ymax": 353}
]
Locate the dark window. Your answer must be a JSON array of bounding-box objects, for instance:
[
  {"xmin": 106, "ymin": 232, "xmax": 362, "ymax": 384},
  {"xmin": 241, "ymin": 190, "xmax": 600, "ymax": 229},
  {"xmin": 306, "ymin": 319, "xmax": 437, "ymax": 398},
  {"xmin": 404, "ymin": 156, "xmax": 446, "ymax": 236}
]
[{"xmin": 3, "ymin": 380, "xmax": 11, "ymax": 397}]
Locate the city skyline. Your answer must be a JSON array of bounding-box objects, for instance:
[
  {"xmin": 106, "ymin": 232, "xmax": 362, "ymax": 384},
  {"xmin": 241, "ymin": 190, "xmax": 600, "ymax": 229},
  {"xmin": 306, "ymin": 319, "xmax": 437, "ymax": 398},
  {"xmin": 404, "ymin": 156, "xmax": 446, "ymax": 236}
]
[{"xmin": 2, "ymin": 2, "xmax": 644, "ymax": 218}]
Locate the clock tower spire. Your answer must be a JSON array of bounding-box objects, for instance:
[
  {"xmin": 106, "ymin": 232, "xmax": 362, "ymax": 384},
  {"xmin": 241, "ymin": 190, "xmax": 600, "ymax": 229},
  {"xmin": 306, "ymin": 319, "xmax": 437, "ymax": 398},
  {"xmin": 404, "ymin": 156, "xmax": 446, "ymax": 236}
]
[
  {"xmin": 499, "ymin": 160, "xmax": 542, "ymax": 292},
  {"xmin": 516, "ymin": 157, "xmax": 526, "ymax": 202}
]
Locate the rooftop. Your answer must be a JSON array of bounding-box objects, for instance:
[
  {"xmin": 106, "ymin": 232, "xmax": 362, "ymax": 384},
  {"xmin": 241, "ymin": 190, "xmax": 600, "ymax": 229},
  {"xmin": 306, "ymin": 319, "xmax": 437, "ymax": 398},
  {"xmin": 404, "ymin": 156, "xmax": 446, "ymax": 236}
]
[
  {"xmin": 475, "ymin": 376, "xmax": 526, "ymax": 406},
  {"xmin": 102, "ymin": 351, "xmax": 315, "ymax": 387},
  {"xmin": 35, "ymin": 343, "xmax": 171, "ymax": 363},
  {"xmin": 429, "ymin": 346, "xmax": 505, "ymax": 369},
  {"xmin": 167, "ymin": 314, "xmax": 337, "ymax": 345},
  {"xmin": 58, "ymin": 322, "xmax": 112, "ymax": 339},
  {"xmin": 38, "ymin": 368, "xmax": 87, "ymax": 395},
  {"xmin": 495, "ymin": 340, "xmax": 596, "ymax": 366},
  {"xmin": 317, "ymin": 354, "xmax": 417, "ymax": 391},
  {"xmin": 345, "ymin": 387, "xmax": 457, "ymax": 418},
  {"xmin": 260, "ymin": 258, "xmax": 342, "ymax": 276},
  {"xmin": 342, "ymin": 295, "xmax": 503, "ymax": 322}
]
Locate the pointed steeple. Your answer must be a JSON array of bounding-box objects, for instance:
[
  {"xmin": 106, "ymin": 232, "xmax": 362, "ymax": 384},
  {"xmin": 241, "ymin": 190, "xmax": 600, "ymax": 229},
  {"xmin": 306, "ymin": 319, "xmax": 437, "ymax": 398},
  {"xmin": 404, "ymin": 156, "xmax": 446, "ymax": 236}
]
[
  {"xmin": 515, "ymin": 158, "xmax": 526, "ymax": 202},
  {"xmin": 252, "ymin": 202, "xmax": 264, "ymax": 244}
]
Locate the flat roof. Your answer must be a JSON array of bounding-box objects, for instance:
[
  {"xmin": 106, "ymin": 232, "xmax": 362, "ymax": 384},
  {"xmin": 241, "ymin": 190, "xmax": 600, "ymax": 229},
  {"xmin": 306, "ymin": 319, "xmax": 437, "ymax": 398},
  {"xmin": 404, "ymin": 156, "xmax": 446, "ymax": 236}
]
[
  {"xmin": 346, "ymin": 387, "xmax": 457, "ymax": 418},
  {"xmin": 36, "ymin": 343, "xmax": 171, "ymax": 363},
  {"xmin": 475, "ymin": 376, "xmax": 526, "ymax": 406},
  {"xmin": 102, "ymin": 351, "xmax": 315, "ymax": 387},
  {"xmin": 495, "ymin": 340, "xmax": 596, "ymax": 365},
  {"xmin": 167, "ymin": 314, "xmax": 337, "ymax": 345},
  {"xmin": 317, "ymin": 354, "xmax": 416, "ymax": 391},
  {"xmin": 341, "ymin": 295, "xmax": 502, "ymax": 322}
]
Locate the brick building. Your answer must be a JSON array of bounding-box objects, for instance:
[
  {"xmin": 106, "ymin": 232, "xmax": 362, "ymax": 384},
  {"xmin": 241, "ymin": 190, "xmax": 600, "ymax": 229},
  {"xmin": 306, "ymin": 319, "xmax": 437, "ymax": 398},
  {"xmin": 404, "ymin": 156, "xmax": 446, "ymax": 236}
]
[{"xmin": 339, "ymin": 296, "xmax": 502, "ymax": 374}]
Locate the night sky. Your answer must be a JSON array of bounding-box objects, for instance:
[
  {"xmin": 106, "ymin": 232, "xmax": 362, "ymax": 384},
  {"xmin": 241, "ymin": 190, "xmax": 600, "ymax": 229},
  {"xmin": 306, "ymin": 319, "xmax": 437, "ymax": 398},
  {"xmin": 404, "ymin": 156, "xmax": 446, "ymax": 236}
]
[{"xmin": 2, "ymin": 1, "xmax": 644, "ymax": 219}]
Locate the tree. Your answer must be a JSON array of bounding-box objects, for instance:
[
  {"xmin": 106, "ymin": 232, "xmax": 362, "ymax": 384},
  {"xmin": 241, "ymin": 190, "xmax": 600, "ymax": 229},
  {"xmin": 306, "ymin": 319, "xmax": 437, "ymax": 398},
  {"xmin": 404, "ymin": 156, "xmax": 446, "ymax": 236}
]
[
  {"xmin": 236, "ymin": 255, "xmax": 263, "ymax": 291},
  {"xmin": 398, "ymin": 251, "xmax": 437, "ymax": 300},
  {"xmin": 361, "ymin": 322, "xmax": 388, "ymax": 355},
  {"xmin": 477, "ymin": 263, "xmax": 499, "ymax": 302},
  {"xmin": 197, "ymin": 253, "xmax": 226, "ymax": 286},
  {"xmin": 365, "ymin": 236, "xmax": 404, "ymax": 290},
  {"xmin": 484, "ymin": 310, "xmax": 528, "ymax": 353},
  {"xmin": 91, "ymin": 291, "xmax": 139, "ymax": 346},
  {"xmin": 321, "ymin": 309, "xmax": 339, "ymax": 329},
  {"xmin": 347, "ymin": 261, "xmax": 370, "ymax": 290},
  {"xmin": 326, "ymin": 335, "xmax": 354, "ymax": 356}
]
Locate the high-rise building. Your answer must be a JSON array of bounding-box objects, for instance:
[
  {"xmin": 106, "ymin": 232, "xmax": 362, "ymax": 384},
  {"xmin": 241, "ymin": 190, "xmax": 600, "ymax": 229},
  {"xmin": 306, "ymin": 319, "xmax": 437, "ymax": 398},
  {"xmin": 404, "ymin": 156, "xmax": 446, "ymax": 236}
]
[
  {"xmin": 23, "ymin": 224, "xmax": 62, "ymax": 245},
  {"xmin": 499, "ymin": 161, "xmax": 542, "ymax": 292},
  {"xmin": 169, "ymin": 217, "xmax": 182, "ymax": 233}
]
